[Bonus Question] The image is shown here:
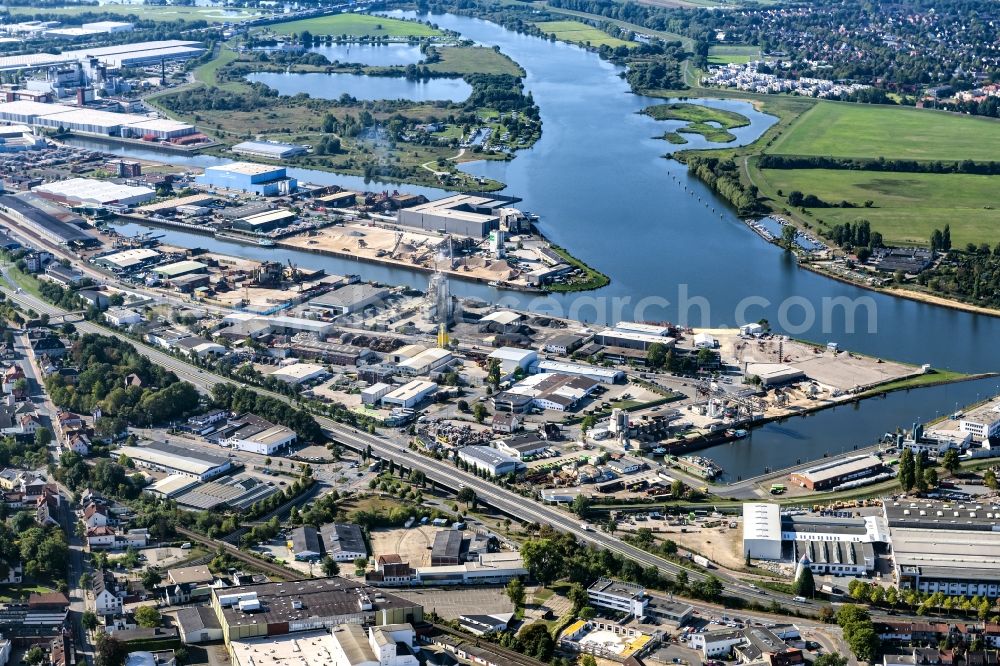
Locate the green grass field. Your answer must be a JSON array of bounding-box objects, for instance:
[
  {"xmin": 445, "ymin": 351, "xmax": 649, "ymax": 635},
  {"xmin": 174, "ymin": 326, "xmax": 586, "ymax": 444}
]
[
  {"xmin": 707, "ymin": 44, "xmax": 760, "ymax": 64},
  {"xmin": 4, "ymin": 4, "xmax": 263, "ymax": 23},
  {"xmin": 533, "ymin": 20, "xmax": 635, "ymax": 48},
  {"xmin": 425, "ymin": 46, "xmax": 523, "ymax": 76},
  {"xmin": 768, "ymin": 101, "xmax": 1000, "ymax": 162},
  {"xmin": 269, "ymin": 13, "xmax": 441, "ymax": 38},
  {"xmin": 756, "ymin": 167, "xmax": 1000, "ymax": 247}
]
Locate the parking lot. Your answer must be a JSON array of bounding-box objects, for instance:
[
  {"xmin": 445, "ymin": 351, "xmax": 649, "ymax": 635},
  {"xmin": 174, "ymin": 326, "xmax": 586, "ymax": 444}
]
[{"xmin": 391, "ymin": 586, "xmax": 514, "ymax": 620}]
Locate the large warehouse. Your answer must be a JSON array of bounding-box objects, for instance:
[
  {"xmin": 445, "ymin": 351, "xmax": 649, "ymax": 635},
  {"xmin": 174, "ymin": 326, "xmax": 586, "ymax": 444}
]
[
  {"xmin": 92, "ymin": 247, "xmax": 161, "ymax": 272},
  {"xmin": 34, "ymin": 177, "xmax": 155, "ymax": 207},
  {"xmin": 118, "ymin": 441, "xmax": 231, "ymax": 481},
  {"xmin": 0, "ymin": 40, "xmax": 205, "ymax": 73},
  {"xmin": 789, "ymin": 454, "xmax": 884, "ymax": 490},
  {"xmin": 0, "ymin": 100, "xmax": 198, "ymax": 139},
  {"xmin": 396, "ymin": 194, "xmax": 519, "ymax": 238},
  {"xmin": 197, "ymin": 162, "xmax": 297, "ymax": 196},
  {"xmin": 884, "ymin": 500, "xmax": 1000, "ymax": 597},
  {"xmin": 211, "ymin": 577, "xmax": 423, "ymax": 642},
  {"xmin": 232, "ymin": 140, "xmax": 307, "ymax": 160},
  {"xmin": 0, "ymin": 192, "xmax": 95, "ymax": 247},
  {"xmin": 743, "ymin": 502, "xmax": 782, "ymax": 560}
]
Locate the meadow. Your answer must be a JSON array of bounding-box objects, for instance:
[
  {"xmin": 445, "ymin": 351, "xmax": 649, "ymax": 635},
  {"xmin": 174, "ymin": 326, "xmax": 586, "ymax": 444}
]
[
  {"xmin": 755, "ymin": 167, "xmax": 1000, "ymax": 247},
  {"xmin": 533, "ymin": 20, "xmax": 635, "ymax": 48},
  {"xmin": 268, "ymin": 13, "xmax": 441, "ymax": 38},
  {"xmin": 426, "ymin": 46, "xmax": 524, "ymax": 76},
  {"xmin": 707, "ymin": 44, "xmax": 760, "ymax": 64},
  {"xmin": 4, "ymin": 4, "xmax": 262, "ymax": 23},
  {"xmin": 767, "ymin": 101, "xmax": 1000, "ymax": 162}
]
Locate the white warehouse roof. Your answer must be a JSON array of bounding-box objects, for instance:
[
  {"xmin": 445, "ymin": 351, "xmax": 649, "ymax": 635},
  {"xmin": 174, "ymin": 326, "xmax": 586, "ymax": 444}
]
[{"xmin": 34, "ymin": 178, "xmax": 155, "ymax": 205}]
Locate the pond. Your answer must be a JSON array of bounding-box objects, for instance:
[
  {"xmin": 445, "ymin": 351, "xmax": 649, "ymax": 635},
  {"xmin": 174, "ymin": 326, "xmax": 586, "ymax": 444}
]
[
  {"xmin": 245, "ymin": 71, "xmax": 471, "ymax": 102},
  {"xmin": 307, "ymin": 42, "xmax": 425, "ymax": 67}
]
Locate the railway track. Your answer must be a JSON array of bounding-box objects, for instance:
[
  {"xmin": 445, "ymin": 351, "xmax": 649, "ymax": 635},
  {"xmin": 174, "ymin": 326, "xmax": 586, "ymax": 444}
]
[{"xmin": 175, "ymin": 526, "xmax": 302, "ymax": 581}]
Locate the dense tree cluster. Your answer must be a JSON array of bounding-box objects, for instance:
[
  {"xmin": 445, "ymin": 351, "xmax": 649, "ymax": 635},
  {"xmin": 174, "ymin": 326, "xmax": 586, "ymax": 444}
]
[
  {"xmin": 160, "ymin": 84, "xmax": 278, "ymax": 113},
  {"xmin": 210, "ymin": 383, "xmax": 323, "ymax": 442},
  {"xmin": 45, "ymin": 334, "xmax": 200, "ymax": 427},
  {"xmin": 57, "ymin": 452, "xmax": 145, "ymax": 500},
  {"xmin": 836, "ymin": 605, "xmax": 881, "ymax": 663},
  {"xmin": 685, "ymin": 156, "xmax": 761, "ymax": 216},
  {"xmin": 759, "ymin": 155, "xmax": 1000, "ymax": 176}
]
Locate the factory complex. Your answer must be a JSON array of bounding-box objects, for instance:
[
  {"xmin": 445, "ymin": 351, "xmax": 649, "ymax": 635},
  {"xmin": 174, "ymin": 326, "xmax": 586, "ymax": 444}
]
[
  {"xmin": 0, "ymin": 39, "xmax": 206, "ymax": 73},
  {"xmin": 0, "ymin": 99, "xmax": 199, "ymax": 140}
]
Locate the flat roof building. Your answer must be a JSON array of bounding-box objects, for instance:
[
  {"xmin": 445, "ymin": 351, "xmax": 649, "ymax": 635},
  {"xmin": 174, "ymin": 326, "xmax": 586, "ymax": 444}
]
[
  {"xmin": 743, "ymin": 502, "xmax": 782, "ymax": 560},
  {"xmin": 154, "ymin": 260, "xmax": 208, "ymax": 279},
  {"xmin": 306, "ymin": 284, "xmax": 388, "ymax": 315},
  {"xmin": 34, "ymin": 177, "xmax": 155, "ymax": 207},
  {"xmin": 396, "ymin": 194, "xmax": 518, "ymax": 238},
  {"xmin": 197, "ymin": 162, "xmax": 297, "ymax": 197},
  {"xmin": 232, "ymin": 141, "xmax": 307, "ymax": 160},
  {"xmin": 269, "ymin": 362, "xmax": 328, "ymax": 386},
  {"xmin": 119, "ymin": 441, "xmax": 231, "ymax": 481},
  {"xmin": 211, "ymin": 578, "xmax": 423, "ymax": 643},
  {"xmin": 588, "ymin": 578, "xmax": 648, "ymax": 618},
  {"xmin": 594, "ymin": 329, "xmax": 676, "ymax": 352},
  {"xmin": 381, "ymin": 380, "xmax": 437, "ymax": 409},
  {"xmin": 789, "ymin": 454, "xmax": 884, "ymax": 491},
  {"xmin": 0, "ymin": 192, "xmax": 94, "ymax": 246},
  {"xmin": 0, "ymin": 40, "xmax": 205, "ymax": 73},
  {"xmin": 744, "ymin": 362, "xmax": 805, "ymax": 387},
  {"xmin": 535, "ymin": 359, "xmax": 625, "ymax": 383},
  {"xmin": 457, "ymin": 445, "xmax": 521, "ymax": 477},
  {"xmin": 884, "ymin": 500, "xmax": 1000, "ymax": 597},
  {"xmin": 93, "ymin": 247, "xmax": 161, "ymax": 272}
]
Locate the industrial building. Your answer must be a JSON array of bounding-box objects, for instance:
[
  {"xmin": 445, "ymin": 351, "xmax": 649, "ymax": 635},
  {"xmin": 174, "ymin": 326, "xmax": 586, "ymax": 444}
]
[
  {"xmin": 743, "ymin": 503, "xmax": 782, "ymax": 560},
  {"xmin": 789, "ymin": 454, "xmax": 885, "ymax": 490},
  {"xmin": 743, "ymin": 502, "xmax": 887, "ymax": 575},
  {"xmin": 232, "ymin": 140, "xmax": 307, "ymax": 160},
  {"xmin": 321, "ymin": 523, "xmax": 368, "ymax": 563},
  {"xmin": 396, "ymin": 347, "xmax": 453, "ymax": 376},
  {"xmin": 118, "ymin": 441, "xmax": 231, "ymax": 481},
  {"xmin": 594, "ymin": 329, "xmax": 676, "ymax": 352},
  {"xmin": 959, "ymin": 400, "xmax": 1000, "ymax": 441},
  {"xmin": 232, "ymin": 208, "xmax": 296, "ymax": 233},
  {"xmin": 197, "ymin": 162, "xmax": 297, "ymax": 196},
  {"xmin": 34, "ymin": 177, "xmax": 155, "ymax": 207},
  {"xmin": 535, "ymin": 359, "xmax": 625, "ymax": 383},
  {"xmin": 92, "ymin": 247, "xmax": 161, "ymax": 272},
  {"xmin": 884, "ymin": 500, "xmax": 1000, "ymax": 597},
  {"xmin": 431, "ymin": 530, "xmax": 465, "ymax": 566},
  {"xmin": 493, "ymin": 373, "xmax": 599, "ymax": 413},
  {"xmin": 487, "ymin": 347, "xmax": 537, "ymax": 377},
  {"xmin": 412, "ymin": 552, "xmax": 527, "ymax": 586},
  {"xmin": 268, "ymin": 362, "xmax": 328, "ymax": 386},
  {"xmin": 0, "ymin": 100, "xmax": 199, "ymax": 139},
  {"xmin": 744, "ymin": 362, "xmax": 806, "ymax": 387},
  {"xmin": 154, "ymin": 260, "xmax": 208, "ymax": 280},
  {"xmin": 395, "ymin": 194, "xmax": 522, "ymax": 238},
  {"xmin": 493, "ymin": 432, "xmax": 548, "ymax": 460},
  {"xmin": 457, "ymin": 445, "xmax": 521, "ymax": 477},
  {"xmin": 210, "ymin": 577, "xmax": 423, "ymax": 643},
  {"xmin": 305, "ymin": 284, "xmax": 389, "ymax": 316},
  {"xmin": 0, "ymin": 40, "xmax": 206, "ymax": 73},
  {"xmin": 229, "ymin": 624, "xmax": 419, "ymax": 666},
  {"xmin": 228, "ymin": 424, "xmax": 296, "ymax": 456},
  {"xmin": 0, "ymin": 192, "xmax": 95, "ymax": 247},
  {"xmin": 380, "ymin": 380, "xmax": 437, "ymax": 409}
]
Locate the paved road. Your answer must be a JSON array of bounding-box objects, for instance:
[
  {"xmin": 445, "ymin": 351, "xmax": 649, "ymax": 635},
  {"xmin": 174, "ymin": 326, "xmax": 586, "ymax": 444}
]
[
  {"xmin": 0, "ymin": 280, "xmax": 823, "ymax": 616},
  {"xmin": 16, "ymin": 332, "xmax": 94, "ymax": 665}
]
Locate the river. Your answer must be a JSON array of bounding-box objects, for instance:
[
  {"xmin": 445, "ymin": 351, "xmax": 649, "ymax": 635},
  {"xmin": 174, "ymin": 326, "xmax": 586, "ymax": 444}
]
[{"xmin": 63, "ymin": 11, "xmax": 1000, "ymax": 473}]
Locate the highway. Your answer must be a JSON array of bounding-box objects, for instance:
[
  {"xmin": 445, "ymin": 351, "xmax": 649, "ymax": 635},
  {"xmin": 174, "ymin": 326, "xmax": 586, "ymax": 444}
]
[{"xmin": 0, "ymin": 279, "xmax": 822, "ymax": 617}]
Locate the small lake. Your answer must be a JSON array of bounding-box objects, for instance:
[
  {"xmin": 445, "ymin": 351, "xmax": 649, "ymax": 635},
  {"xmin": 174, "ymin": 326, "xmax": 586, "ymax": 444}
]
[
  {"xmin": 308, "ymin": 42, "xmax": 425, "ymax": 66},
  {"xmin": 245, "ymin": 71, "xmax": 471, "ymax": 102}
]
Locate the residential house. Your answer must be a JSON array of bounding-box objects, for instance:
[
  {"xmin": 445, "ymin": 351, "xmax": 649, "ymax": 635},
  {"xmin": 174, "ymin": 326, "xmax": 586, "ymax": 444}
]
[
  {"xmin": 94, "ymin": 570, "xmax": 124, "ymax": 616},
  {"xmin": 35, "ymin": 487, "xmax": 60, "ymax": 526},
  {"xmin": 83, "ymin": 501, "xmax": 110, "ymax": 529}
]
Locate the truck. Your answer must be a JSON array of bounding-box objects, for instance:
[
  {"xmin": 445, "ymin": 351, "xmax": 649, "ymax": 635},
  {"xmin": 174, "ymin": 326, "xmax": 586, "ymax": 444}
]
[
  {"xmin": 580, "ymin": 523, "xmax": 592, "ymax": 531},
  {"xmin": 692, "ymin": 554, "xmax": 712, "ymax": 568}
]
